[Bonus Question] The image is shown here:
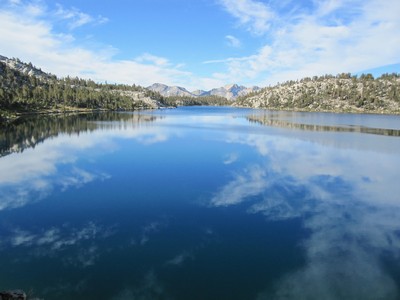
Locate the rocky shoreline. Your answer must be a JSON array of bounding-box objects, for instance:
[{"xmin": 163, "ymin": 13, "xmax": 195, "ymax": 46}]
[{"xmin": 0, "ymin": 290, "xmax": 42, "ymax": 300}]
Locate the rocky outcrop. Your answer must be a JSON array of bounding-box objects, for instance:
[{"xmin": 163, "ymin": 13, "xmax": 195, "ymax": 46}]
[
  {"xmin": 147, "ymin": 83, "xmax": 193, "ymax": 97},
  {"xmin": 114, "ymin": 90, "xmax": 165, "ymax": 109},
  {"xmin": 0, "ymin": 56, "xmax": 53, "ymax": 81},
  {"xmin": 235, "ymin": 74, "xmax": 400, "ymax": 114},
  {"xmin": 0, "ymin": 290, "xmax": 42, "ymax": 300},
  {"xmin": 206, "ymin": 84, "xmax": 260, "ymax": 100}
]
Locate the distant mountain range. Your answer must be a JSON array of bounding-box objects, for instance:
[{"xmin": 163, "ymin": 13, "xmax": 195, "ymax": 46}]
[
  {"xmin": 147, "ymin": 83, "xmax": 194, "ymax": 98},
  {"xmin": 147, "ymin": 83, "xmax": 260, "ymax": 100},
  {"xmin": 2, "ymin": 54, "xmax": 399, "ymax": 116},
  {"xmin": 0, "ymin": 54, "xmax": 259, "ymax": 101}
]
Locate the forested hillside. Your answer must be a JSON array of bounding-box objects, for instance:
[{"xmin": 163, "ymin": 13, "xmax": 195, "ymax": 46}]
[
  {"xmin": 162, "ymin": 95, "xmax": 230, "ymax": 106},
  {"xmin": 236, "ymin": 73, "xmax": 400, "ymax": 114},
  {"xmin": 0, "ymin": 60, "xmax": 165, "ymax": 121},
  {"xmin": 2, "ymin": 55, "xmax": 400, "ymax": 121}
]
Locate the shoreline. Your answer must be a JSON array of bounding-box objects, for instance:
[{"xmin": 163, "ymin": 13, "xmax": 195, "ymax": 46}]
[
  {"xmin": 0, "ymin": 105, "xmax": 168, "ymax": 124},
  {"xmin": 2, "ymin": 104, "xmax": 399, "ymax": 125},
  {"xmin": 233, "ymin": 104, "xmax": 400, "ymax": 116}
]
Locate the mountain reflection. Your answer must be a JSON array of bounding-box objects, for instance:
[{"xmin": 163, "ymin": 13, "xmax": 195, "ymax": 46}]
[
  {"xmin": 247, "ymin": 114, "xmax": 400, "ymax": 136},
  {"xmin": 0, "ymin": 112, "xmax": 159, "ymax": 157}
]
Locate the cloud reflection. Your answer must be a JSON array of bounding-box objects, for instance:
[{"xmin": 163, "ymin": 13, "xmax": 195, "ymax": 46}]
[
  {"xmin": 112, "ymin": 270, "xmax": 169, "ymax": 300},
  {"xmin": 139, "ymin": 221, "xmax": 164, "ymax": 246},
  {"xmin": 166, "ymin": 251, "xmax": 193, "ymax": 267},
  {"xmin": 223, "ymin": 152, "xmax": 239, "ymax": 165},
  {"xmin": 211, "ymin": 131, "xmax": 400, "ymax": 299},
  {"xmin": 0, "ymin": 115, "xmax": 171, "ymax": 211},
  {"xmin": 3, "ymin": 221, "xmax": 115, "ymax": 268},
  {"xmin": 7, "ymin": 221, "xmax": 108, "ymax": 250},
  {"xmin": 211, "ymin": 165, "xmax": 269, "ymax": 207}
]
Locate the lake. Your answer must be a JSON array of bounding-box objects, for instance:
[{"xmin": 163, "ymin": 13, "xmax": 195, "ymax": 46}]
[{"xmin": 1, "ymin": 106, "xmax": 400, "ymax": 300}]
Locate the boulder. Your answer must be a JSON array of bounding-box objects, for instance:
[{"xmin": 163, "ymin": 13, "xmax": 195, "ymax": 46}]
[{"xmin": 0, "ymin": 290, "xmax": 27, "ymax": 300}]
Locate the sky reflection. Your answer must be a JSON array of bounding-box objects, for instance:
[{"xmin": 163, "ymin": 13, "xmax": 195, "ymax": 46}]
[
  {"xmin": 0, "ymin": 108, "xmax": 399, "ymax": 299},
  {"xmin": 211, "ymin": 119, "xmax": 400, "ymax": 299},
  {"xmin": 0, "ymin": 113, "xmax": 169, "ymax": 211}
]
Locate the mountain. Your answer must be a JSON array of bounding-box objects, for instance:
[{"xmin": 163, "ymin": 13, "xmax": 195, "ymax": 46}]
[
  {"xmin": 0, "ymin": 57, "xmax": 260, "ymax": 102},
  {"xmin": 0, "ymin": 55, "xmax": 166, "ymax": 121},
  {"xmin": 0, "ymin": 55, "xmax": 54, "ymax": 80},
  {"xmin": 147, "ymin": 83, "xmax": 193, "ymax": 97},
  {"xmin": 235, "ymin": 73, "xmax": 400, "ymax": 114},
  {"xmin": 191, "ymin": 89, "xmax": 208, "ymax": 96},
  {"xmin": 207, "ymin": 84, "xmax": 260, "ymax": 100},
  {"xmin": 3, "ymin": 55, "xmax": 399, "ymax": 116},
  {"xmin": 147, "ymin": 83, "xmax": 260, "ymax": 100}
]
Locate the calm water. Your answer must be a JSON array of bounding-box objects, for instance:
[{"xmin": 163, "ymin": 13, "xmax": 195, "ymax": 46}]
[{"xmin": 1, "ymin": 107, "xmax": 400, "ymax": 300}]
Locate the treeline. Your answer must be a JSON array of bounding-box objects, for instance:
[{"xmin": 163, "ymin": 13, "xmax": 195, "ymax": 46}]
[
  {"xmin": 0, "ymin": 61, "xmax": 165, "ymax": 118},
  {"xmin": 236, "ymin": 72, "xmax": 400, "ymax": 113},
  {"xmin": 0, "ymin": 59, "xmax": 233, "ymax": 122},
  {"xmin": 163, "ymin": 95, "xmax": 230, "ymax": 107}
]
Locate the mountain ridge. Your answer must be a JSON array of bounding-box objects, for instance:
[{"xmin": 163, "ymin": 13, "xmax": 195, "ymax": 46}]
[
  {"xmin": 147, "ymin": 83, "xmax": 260, "ymax": 100},
  {"xmin": 1, "ymin": 55, "xmax": 399, "ymax": 118},
  {"xmin": 235, "ymin": 73, "xmax": 400, "ymax": 114},
  {"xmin": 147, "ymin": 83, "xmax": 193, "ymax": 97},
  {"xmin": 0, "ymin": 55, "xmax": 54, "ymax": 81},
  {"xmin": 0, "ymin": 55, "xmax": 166, "ymax": 121}
]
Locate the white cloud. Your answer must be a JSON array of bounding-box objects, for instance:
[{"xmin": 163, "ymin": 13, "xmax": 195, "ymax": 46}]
[
  {"xmin": 55, "ymin": 4, "xmax": 107, "ymax": 29},
  {"xmin": 225, "ymin": 35, "xmax": 241, "ymax": 48},
  {"xmin": 0, "ymin": 2, "xmax": 200, "ymax": 88},
  {"xmin": 135, "ymin": 53, "xmax": 170, "ymax": 67},
  {"xmin": 219, "ymin": 0, "xmax": 274, "ymax": 35},
  {"xmin": 315, "ymin": 0, "xmax": 347, "ymax": 16},
  {"xmin": 1, "ymin": 0, "xmax": 399, "ymax": 91},
  {"xmin": 214, "ymin": 0, "xmax": 400, "ymax": 86}
]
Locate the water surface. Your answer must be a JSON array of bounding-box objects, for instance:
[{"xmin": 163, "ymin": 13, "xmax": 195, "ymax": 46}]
[{"xmin": 1, "ymin": 107, "xmax": 400, "ymax": 300}]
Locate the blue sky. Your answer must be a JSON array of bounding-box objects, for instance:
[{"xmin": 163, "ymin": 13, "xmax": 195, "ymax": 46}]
[{"xmin": 0, "ymin": 0, "xmax": 399, "ymax": 90}]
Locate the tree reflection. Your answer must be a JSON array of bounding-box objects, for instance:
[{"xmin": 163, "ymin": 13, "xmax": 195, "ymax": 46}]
[
  {"xmin": 247, "ymin": 114, "xmax": 400, "ymax": 136},
  {"xmin": 0, "ymin": 112, "xmax": 160, "ymax": 157}
]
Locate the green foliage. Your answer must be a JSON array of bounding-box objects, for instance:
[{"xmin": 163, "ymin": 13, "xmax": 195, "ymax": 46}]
[
  {"xmin": 0, "ymin": 62, "xmax": 165, "ymax": 114},
  {"xmin": 163, "ymin": 95, "xmax": 230, "ymax": 107},
  {"xmin": 236, "ymin": 72, "xmax": 400, "ymax": 113}
]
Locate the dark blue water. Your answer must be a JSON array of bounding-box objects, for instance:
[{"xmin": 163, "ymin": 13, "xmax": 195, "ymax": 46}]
[{"xmin": 1, "ymin": 107, "xmax": 400, "ymax": 299}]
